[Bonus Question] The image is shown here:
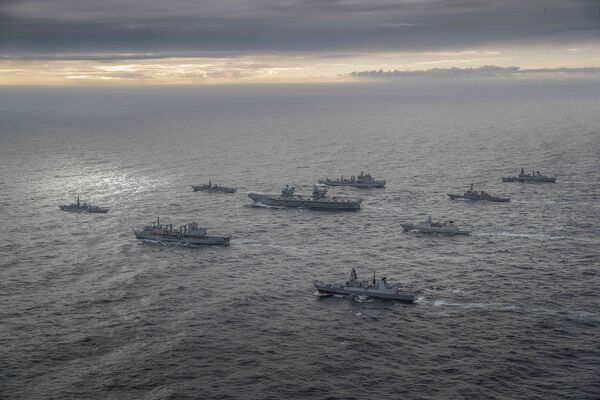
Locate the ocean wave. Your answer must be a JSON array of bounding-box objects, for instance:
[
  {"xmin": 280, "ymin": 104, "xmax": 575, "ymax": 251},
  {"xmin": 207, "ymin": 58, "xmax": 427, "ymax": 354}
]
[
  {"xmin": 475, "ymin": 232, "xmax": 564, "ymax": 240},
  {"xmin": 430, "ymin": 299, "xmax": 519, "ymax": 311}
]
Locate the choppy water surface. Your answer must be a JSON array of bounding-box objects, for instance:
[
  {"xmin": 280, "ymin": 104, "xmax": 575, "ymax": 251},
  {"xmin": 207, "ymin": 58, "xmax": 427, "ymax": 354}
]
[{"xmin": 1, "ymin": 81, "xmax": 599, "ymax": 399}]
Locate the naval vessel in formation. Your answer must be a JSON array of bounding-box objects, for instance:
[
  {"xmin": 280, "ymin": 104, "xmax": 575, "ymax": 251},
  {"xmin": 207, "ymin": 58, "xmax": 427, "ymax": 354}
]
[
  {"xmin": 318, "ymin": 171, "xmax": 386, "ymax": 188},
  {"xmin": 502, "ymin": 168, "xmax": 556, "ymax": 183},
  {"xmin": 134, "ymin": 217, "xmax": 231, "ymax": 246},
  {"xmin": 248, "ymin": 185, "xmax": 362, "ymax": 210},
  {"xmin": 402, "ymin": 216, "xmax": 470, "ymax": 235},
  {"xmin": 192, "ymin": 180, "xmax": 237, "ymax": 193},
  {"xmin": 447, "ymin": 183, "xmax": 510, "ymax": 202},
  {"xmin": 314, "ymin": 268, "xmax": 418, "ymax": 302},
  {"xmin": 59, "ymin": 197, "xmax": 109, "ymax": 213}
]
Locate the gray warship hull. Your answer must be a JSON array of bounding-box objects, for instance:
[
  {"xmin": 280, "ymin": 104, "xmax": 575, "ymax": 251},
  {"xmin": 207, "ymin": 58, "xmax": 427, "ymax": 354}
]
[
  {"xmin": 317, "ymin": 179, "xmax": 385, "ymax": 188},
  {"xmin": 502, "ymin": 176, "xmax": 556, "ymax": 183},
  {"xmin": 248, "ymin": 193, "xmax": 361, "ymax": 210},
  {"xmin": 314, "ymin": 281, "xmax": 417, "ymax": 302},
  {"xmin": 401, "ymin": 223, "xmax": 470, "ymax": 235},
  {"xmin": 192, "ymin": 185, "xmax": 237, "ymax": 193},
  {"xmin": 134, "ymin": 231, "xmax": 231, "ymax": 246},
  {"xmin": 447, "ymin": 193, "xmax": 510, "ymax": 202},
  {"xmin": 59, "ymin": 205, "xmax": 109, "ymax": 213}
]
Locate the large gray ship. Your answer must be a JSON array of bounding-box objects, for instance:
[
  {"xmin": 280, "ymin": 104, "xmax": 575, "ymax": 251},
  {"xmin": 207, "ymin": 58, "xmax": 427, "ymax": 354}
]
[
  {"xmin": 314, "ymin": 268, "xmax": 418, "ymax": 302},
  {"xmin": 192, "ymin": 180, "xmax": 237, "ymax": 193},
  {"xmin": 134, "ymin": 217, "xmax": 231, "ymax": 246},
  {"xmin": 59, "ymin": 197, "xmax": 109, "ymax": 213},
  {"xmin": 447, "ymin": 183, "xmax": 510, "ymax": 202},
  {"xmin": 402, "ymin": 216, "xmax": 470, "ymax": 235},
  {"xmin": 318, "ymin": 171, "xmax": 385, "ymax": 188},
  {"xmin": 502, "ymin": 168, "xmax": 556, "ymax": 183},
  {"xmin": 248, "ymin": 185, "xmax": 362, "ymax": 211}
]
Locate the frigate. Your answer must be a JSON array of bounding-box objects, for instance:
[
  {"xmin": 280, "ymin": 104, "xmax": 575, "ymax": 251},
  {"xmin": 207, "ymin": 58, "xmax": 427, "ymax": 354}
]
[
  {"xmin": 401, "ymin": 215, "xmax": 470, "ymax": 235},
  {"xmin": 134, "ymin": 217, "xmax": 231, "ymax": 246},
  {"xmin": 192, "ymin": 180, "xmax": 237, "ymax": 193},
  {"xmin": 318, "ymin": 171, "xmax": 385, "ymax": 188},
  {"xmin": 502, "ymin": 168, "xmax": 556, "ymax": 183},
  {"xmin": 248, "ymin": 185, "xmax": 362, "ymax": 210},
  {"xmin": 447, "ymin": 183, "xmax": 510, "ymax": 202},
  {"xmin": 59, "ymin": 197, "xmax": 109, "ymax": 213},
  {"xmin": 314, "ymin": 268, "xmax": 418, "ymax": 302}
]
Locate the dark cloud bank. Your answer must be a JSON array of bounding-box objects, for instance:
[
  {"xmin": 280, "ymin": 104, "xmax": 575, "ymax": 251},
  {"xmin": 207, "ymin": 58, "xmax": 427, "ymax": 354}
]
[
  {"xmin": 1, "ymin": 0, "xmax": 599, "ymax": 58},
  {"xmin": 348, "ymin": 66, "xmax": 600, "ymax": 80}
]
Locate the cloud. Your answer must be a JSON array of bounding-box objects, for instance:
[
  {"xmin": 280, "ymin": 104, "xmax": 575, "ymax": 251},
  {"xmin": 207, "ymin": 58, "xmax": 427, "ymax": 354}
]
[
  {"xmin": 348, "ymin": 65, "xmax": 600, "ymax": 79},
  {"xmin": 1, "ymin": 1, "xmax": 599, "ymax": 85},
  {"xmin": 64, "ymin": 75, "xmax": 118, "ymax": 80},
  {"xmin": 1, "ymin": 0, "xmax": 599, "ymax": 58},
  {"xmin": 0, "ymin": 56, "xmax": 317, "ymax": 85},
  {"xmin": 415, "ymin": 59, "xmax": 475, "ymax": 65}
]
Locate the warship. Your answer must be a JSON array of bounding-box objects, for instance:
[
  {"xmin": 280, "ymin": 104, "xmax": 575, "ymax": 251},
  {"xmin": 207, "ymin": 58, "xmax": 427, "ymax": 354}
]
[
  {"xmin": 59, "ymin": 197, "xmax": 109, "ymax": 213},
  {"xmin": 248, "ymin": 185, "xmax": 362, "ymax": 211},
  {"xmin": 314, "ymin": 268, "xmax": 418, "ymax": 302},
  {"xmin": 502, "ymin": 168, "xmax": 556, "ymax": 183},
  {"xmin": 447, "ymin": 183, "xmax": 510, "ymax": 202},
  {"xmin": 192, "ymin": 180, "xmax": 237, "ymax": 193},
  {"xmin": 401, "ymin": 215, "xmax": 470, "ymax": 235},
  {"xmin": 318, "ymin": 171, "xmax": 385, "ymax": 188},
  {"xmin": 134, "ymin": 217, "xmax": 231, "ymax": 246}
]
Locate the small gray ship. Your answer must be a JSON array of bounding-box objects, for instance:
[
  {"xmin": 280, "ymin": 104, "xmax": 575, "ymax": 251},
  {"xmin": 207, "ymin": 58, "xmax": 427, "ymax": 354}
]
[
  {"xmin": 248, "ymin": 185, "xmax": 362, "ymax": 211},
  {"xmin": 192, "ymin": 180, "xmax": 237, "ymax": 193},
  {"xmin": 134, "ymin": 217, "xmax": 231, "ymax": 246},
  {"xmin": 59, "ymin": 197, "xmax": 109, "ymax": 213},
  {"xmin": 402, "ymin": 216, "xmax": 470, "ymax": 235},
  {"xmin": 502, "ymin": 168, "xmax": 556, "ymax": 183},
  {"xmin": 447, "ymin": 183, "xmax": 510, "ymax": 202},
  {"xmin": 314, "ymin": 268, "xmax": 418, "ymax": 302},
  {"xmin": 318, "ymin": 171, "xmax": 385, "ymax": 188}
]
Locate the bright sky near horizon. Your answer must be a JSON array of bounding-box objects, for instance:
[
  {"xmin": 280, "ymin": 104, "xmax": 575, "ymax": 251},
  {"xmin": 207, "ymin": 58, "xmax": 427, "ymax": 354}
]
[{"xmin": 1, "ymin": 0, "xmax": 599, "ymax": 85}]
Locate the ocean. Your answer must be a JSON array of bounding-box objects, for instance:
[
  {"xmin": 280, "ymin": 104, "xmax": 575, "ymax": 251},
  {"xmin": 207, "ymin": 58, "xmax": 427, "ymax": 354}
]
[{"xmin": 1, "ymin": 80, "xmax": 599, "ymax": 399}]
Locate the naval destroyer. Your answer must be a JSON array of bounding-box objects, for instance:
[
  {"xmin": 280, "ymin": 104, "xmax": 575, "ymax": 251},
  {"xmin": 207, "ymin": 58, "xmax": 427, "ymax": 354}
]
[
  {"xmin": 192, "ymin": 180, "xmax": 237, "ymax": 193},
  {"xmin": 314, "ymin": 268, "xmax": 418, "ymax": 302},
  {"xmin": 248, "ymin": 185, "xmax": 362, "ymax": 210},
  {"xmin": 401, "ymin": 216, "xmax": 470, "ymax": 235},
  {"xmin": 447, "ymin": 183, "xmax": 510, "ymax": 202},
  {"xmin": 59, "ymin": 197, "xmax": 109, "ymax": 213},
  {"xmin": 134, "ymin": 217, "xmax": 231, "ymax": 246},
  {"xmin": 318, "ymin": 171, "xmax": 386, "ymax": 188},
  {"xmin": 502, "ymin": 168, "xmax": 556, "ymax": 183}
]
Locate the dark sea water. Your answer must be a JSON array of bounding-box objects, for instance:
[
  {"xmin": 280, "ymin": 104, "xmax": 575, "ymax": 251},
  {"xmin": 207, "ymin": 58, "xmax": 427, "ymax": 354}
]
[{"xmin": 1, "ymin": 80, "xmax": 599, "ymax": 399}]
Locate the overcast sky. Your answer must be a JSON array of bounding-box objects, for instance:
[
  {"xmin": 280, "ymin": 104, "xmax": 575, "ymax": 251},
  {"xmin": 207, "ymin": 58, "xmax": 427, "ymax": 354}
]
[{"xmin": 1, "ymin": 0, "xmax": 599, "ymax": 84}]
